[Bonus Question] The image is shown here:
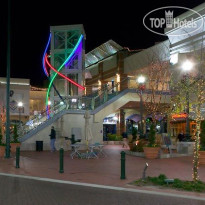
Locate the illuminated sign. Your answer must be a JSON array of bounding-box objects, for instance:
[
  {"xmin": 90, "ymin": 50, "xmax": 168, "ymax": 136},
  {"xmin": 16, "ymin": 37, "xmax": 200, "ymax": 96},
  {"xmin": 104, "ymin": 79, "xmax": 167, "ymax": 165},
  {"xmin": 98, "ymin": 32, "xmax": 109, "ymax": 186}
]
[{"xmin": 171, "ymin": 113, "xmax": 187, "ymax": 119}]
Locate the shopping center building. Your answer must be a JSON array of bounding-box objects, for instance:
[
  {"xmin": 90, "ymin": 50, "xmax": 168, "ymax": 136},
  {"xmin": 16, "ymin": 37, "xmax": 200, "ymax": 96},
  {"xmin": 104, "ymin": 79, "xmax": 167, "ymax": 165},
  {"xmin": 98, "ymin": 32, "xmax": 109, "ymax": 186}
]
[{"xmin": 12, "ymin": 2, "xmax": 205, "ymax": 150}]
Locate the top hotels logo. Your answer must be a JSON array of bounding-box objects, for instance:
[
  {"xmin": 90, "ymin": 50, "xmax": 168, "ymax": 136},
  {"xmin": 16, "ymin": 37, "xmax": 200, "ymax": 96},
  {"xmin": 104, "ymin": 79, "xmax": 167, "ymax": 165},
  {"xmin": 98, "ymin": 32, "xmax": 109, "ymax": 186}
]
[{"xmin": 143, "ymin": 6, "xmax": 203, "ymax": 36}]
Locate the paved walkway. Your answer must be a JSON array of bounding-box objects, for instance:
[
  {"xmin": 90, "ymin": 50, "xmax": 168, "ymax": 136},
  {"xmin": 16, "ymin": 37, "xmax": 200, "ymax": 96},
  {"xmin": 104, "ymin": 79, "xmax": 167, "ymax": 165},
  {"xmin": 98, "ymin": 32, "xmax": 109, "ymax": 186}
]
[{"xmin": 1, "ymin": 145, "xmax": 205, "ymax": 198}]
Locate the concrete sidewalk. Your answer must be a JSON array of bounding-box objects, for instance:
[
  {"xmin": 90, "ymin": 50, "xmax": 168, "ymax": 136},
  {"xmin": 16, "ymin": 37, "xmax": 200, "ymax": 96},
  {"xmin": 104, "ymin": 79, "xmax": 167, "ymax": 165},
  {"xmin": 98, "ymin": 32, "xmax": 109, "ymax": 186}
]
[{"xmin": 1, "ymin": 145, "xmax": 205, "ymax": 198}]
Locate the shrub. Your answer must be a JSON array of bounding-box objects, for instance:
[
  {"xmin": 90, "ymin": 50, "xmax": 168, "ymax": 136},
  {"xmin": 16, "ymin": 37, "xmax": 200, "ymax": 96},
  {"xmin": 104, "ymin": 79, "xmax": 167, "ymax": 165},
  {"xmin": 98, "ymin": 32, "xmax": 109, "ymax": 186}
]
[
  {"xmin": 132, "ymin": 127, "xmax": 137, "ymax": 141},
  {"xmin": 131, "ymin": 139, "xmax": 146, "ymax": 152},
  {"xmin": 12, "ymin": 125, "xmax": 19, "ymax": 143},
  {"xmin": 135, "ymin": 174, "xmax": 205, "ymax": 192},
  {"xmin": 107, "ymin": 133, "xmax": 122, "ymax": 141},
  {"xmin": 148, "ymin": 123, "xmax": 156, "ymax": 147}
]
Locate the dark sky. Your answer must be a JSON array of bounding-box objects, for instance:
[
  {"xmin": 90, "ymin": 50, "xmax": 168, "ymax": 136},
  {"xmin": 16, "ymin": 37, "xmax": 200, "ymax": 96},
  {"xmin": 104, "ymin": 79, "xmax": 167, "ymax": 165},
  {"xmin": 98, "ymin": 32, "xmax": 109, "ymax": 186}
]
[{"xmin": 0, "ymin": 0, "xmax": 205, "ymax": 86}]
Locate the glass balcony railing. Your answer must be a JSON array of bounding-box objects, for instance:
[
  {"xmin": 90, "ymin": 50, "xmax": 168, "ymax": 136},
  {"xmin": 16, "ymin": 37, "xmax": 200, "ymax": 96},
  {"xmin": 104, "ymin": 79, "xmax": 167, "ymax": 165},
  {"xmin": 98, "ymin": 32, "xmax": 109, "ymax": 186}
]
[{"xmin": 18, "ymin": 77, "xmax": 170, "ymax": 139}]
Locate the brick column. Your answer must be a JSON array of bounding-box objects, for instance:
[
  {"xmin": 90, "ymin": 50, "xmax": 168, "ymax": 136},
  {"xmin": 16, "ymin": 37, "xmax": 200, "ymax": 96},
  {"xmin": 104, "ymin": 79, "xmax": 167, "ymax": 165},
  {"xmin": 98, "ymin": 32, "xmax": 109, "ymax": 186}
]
[{"xmin": 85, "ymin": 86, "xmax": 92, "ymax": 95}]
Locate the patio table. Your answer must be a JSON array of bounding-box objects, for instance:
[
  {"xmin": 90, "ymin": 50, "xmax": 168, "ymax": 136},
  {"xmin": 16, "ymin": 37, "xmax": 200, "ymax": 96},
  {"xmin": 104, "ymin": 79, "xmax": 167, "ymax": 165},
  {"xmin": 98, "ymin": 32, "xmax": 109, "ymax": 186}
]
[
  {"xmin": 96, "ymin": 144, "xmax": 106, "ymax": 157},
  {"xmin": 87, "ymin": 144, "xmax": 98, "ymax": 159},
  {"xmin": 70, "ymin": 144, "xmax": 82, "ymax": 159}
]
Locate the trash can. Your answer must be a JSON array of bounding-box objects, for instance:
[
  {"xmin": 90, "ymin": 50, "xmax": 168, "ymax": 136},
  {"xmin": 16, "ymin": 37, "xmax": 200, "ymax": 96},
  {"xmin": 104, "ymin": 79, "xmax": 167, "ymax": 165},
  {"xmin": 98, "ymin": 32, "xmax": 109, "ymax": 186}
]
[{"xmin": 36, "ymin": 141, "xmax": 43, "ymax": 151}]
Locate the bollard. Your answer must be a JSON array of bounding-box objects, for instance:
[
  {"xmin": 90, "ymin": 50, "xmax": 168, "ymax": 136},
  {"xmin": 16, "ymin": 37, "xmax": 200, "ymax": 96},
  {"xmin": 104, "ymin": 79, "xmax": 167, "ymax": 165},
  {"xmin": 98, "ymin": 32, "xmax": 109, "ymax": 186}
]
[
  {"xmin": 59, "ymin": 148, "xmax": 64, "ymax": 173},
  {"xmin": 120, "ymin": 151, "xmax": 126, "ymax": 179},
  {"xmin": 16, "ymin": 147, "xmax": 20, "ymax": 168}
]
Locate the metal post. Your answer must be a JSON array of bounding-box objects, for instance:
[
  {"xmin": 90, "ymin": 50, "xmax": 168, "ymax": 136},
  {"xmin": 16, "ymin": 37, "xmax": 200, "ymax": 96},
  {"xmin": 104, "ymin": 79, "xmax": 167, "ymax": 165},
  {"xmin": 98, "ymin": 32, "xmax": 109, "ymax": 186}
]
[
  {"xmin": 19, "ymin": 108, "xmax": 21, "ymax": 125},
  {"xmin": 16, "ymin": 147, "xmax": 20, "ymax": 168},
  {"xmin": 91, "ymin": 98, "xmax": 95, "ymax": 110},
  {"xmin": 103, "ymin": 89, "xmax": 108, "ymax": 103},
  {"xmin": 120, "ymin": 151, "xmax": 126, "ymax": 179},
  {"xmin": 59, "ymin": 148, "xmax": 64, "ymax": 173},
  {"xmin": 5, "ymin": 0, "xmax": 11, "ymax": 158},
  {"xmin": 140, "ymin": 89, "xmax": 144, "ymax": 136}
]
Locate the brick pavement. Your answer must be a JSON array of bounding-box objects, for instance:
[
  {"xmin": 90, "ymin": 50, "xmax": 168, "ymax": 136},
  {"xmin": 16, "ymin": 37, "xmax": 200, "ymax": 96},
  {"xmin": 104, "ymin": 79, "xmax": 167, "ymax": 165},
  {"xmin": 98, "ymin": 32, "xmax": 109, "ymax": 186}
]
[{"xmin": 1, "ymin": 145, "xmax": 205, "ymax": 197}]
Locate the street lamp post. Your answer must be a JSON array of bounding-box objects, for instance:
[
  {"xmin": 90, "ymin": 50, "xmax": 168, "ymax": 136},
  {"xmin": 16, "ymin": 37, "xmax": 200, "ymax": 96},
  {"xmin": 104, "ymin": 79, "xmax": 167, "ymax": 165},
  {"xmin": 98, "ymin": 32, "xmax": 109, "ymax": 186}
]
[
  {"xmin": 5, "ymin": 0, "xmax": 11, "ymax": 158},
  {"xmin": 17, "ymin": 102, "xmax": 23, "ymax": 125},
  {"xmin": 182, "ymin": 60, "xmax": 193, "ymax": 139},
  {"xmin": 137, "ymin": 75, "xmax": 146, "ymax": 137}
]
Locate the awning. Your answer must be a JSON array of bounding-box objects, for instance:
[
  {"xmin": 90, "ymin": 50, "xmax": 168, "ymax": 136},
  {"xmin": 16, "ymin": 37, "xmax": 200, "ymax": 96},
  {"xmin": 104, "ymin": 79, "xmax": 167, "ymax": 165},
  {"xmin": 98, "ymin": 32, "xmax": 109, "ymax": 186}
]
[
  {"xmin": 146, "ymin": 114, "xmax": 165, "ymax": 121},
  {"xmin": 126, "ymin": 114, "xmax": 141, "ymax": 123}
]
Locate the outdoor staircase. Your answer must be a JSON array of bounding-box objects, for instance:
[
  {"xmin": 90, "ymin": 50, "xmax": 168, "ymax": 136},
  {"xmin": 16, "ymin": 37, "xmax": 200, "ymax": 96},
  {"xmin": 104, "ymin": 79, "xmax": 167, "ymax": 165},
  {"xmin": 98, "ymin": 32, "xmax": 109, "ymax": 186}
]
[{"xmin": 18, "ymin": 77, "xmax": 170, "ymax": 143}]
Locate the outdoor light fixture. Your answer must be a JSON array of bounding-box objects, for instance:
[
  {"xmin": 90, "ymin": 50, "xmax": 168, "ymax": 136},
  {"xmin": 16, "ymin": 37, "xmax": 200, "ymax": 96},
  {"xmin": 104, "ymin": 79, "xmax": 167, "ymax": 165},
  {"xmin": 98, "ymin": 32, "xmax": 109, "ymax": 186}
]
[
  {"xmin": 113, "ymin": 116, "xmax": 118, "ymax": 121},
  {"xmin": 170, "ymin": 53, "xmax": 178, "ymax": 65},
  {"xmin": 60, "ymin": 101, "xmax": 64, "ymax": 105},
  {"xmin": 72, "ymin": 99, "xmax": 77, "ymax": 103},
  {"xmin": 18, "ymin": 102, "xmax": 23, "ymax": 107},
  {"xmin": 137, "ymin": 75, "xmax": 146, "ymax": 84},
  {"xmin": 182, "ymin": 60, "xmax": 193, "ymax": 72},
  {"xmin": 142, "ymin": 162, "xmax": 149, "ymax": 180}
]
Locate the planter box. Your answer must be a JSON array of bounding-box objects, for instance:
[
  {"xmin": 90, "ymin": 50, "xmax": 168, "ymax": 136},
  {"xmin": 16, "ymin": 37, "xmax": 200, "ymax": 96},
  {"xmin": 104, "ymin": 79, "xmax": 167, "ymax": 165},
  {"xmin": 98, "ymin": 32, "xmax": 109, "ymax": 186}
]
[
  {"xmin": 143, "ymin": 147, "xmax": 160, "ymax": 159},
  {"xmin": 177, "ymin": 142, "xmax": 195, "ymax": 155},
  {"xmin": 199, "ymin": 151, "xmax": 205, "ymax": 165},
  {"xmin": 0, "ymin": 146, "xmax": 5, "ymax": 157},
  {"xmin": 126, "ymin": 150, "xmax": 144, "ymax": 157},
  {"xmin": 10, "ymin": 143, "xmax": 21, "ymax": 153},
  {"xmin": 107, "ymin": 141, "xmax": 122, "ymax": 145}
]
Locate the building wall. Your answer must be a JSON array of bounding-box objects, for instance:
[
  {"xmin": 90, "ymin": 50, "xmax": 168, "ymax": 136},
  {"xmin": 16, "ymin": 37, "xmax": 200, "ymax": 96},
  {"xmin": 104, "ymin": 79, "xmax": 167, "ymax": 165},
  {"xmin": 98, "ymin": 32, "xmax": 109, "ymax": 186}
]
[
  {"xmin": 21, "ymin": 113, "xmax": 103, "ymax": 151},
  {"xmin": 0, "ymin": 78, "xmax": 30, "ymax": 123},
  {"xmin": 30, "ymin": 89, "xmax": 46, "ymax": 115}
]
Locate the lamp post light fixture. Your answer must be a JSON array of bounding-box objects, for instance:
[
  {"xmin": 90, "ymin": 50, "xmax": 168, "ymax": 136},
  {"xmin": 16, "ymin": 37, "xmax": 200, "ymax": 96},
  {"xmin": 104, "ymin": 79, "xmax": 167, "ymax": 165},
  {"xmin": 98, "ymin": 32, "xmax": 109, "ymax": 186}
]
[
  {"xmin": 142, "ymin": 162, "xmax": 149, "ymax": 180},
  {"xmin": 17, "ymin": 102, "xmax": 23, "ymax": 125},
  {"xmin": 182, "ymin": 60, "xmax": 193, "ymax": 138},
  {"xmin": 137, "ymin": 75, "xmax": 146, "ymax": 137},
  {"xmin": 182, "ymin": 60, "xmax": 193, "ymax": 72}
]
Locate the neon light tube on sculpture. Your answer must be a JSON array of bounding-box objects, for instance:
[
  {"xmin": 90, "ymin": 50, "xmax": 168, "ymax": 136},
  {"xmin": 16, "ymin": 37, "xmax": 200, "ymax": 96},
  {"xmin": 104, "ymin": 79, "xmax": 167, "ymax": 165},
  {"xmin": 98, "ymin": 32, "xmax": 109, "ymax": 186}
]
[
  {"xmin": 45, "ymin": 54, "xmax": 85, "ymax": 90},
  {"xmin": 45, "ymin": 34, "xmax": 84, "ymax": 107},
  {"xmin": 42, "ymin": 33, "xmax": 51, "ymax": 77}
]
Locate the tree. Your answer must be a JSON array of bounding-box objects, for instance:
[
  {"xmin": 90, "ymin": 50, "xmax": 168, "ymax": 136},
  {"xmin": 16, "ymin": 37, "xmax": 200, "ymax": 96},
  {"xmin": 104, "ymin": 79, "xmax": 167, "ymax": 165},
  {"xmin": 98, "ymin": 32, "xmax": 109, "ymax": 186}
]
[
  {"xmin": 13, "ymin": 124, "xmax": 19, "ymax": 143},
  {"xmin": 142, "ymin": 60, "xmax": 170, "ymax": 125},
  {"xmin": 170, "ymin": 50, "xmax": 205, "ymax": 182},
  {"xmin": 0, "ymin": 127, "xmax": 3, "ymax": 145}
]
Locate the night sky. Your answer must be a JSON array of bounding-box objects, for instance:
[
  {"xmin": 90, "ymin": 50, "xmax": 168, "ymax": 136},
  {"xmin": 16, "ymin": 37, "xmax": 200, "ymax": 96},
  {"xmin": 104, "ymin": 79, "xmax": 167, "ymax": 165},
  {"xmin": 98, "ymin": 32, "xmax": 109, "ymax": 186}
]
[{"xmin": 0, "ymin": 0, "xmax": 205, "ymax": 86}]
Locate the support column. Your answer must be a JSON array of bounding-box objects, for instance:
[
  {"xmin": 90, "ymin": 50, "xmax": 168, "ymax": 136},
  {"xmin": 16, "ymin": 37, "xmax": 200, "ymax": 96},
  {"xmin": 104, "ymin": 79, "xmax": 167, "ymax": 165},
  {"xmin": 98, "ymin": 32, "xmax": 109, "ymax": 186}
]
[
  {"xmin": 85, "ymin": 86, "xmax": 92, "ymax": 96},
  {"xmin": 120, "ymin": 109, "xmax": 125, "ymax": 134}
]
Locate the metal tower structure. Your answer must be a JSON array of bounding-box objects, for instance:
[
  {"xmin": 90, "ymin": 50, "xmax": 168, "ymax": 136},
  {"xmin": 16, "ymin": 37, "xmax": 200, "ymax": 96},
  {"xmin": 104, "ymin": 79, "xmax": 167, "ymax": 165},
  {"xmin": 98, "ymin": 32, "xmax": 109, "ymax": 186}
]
[{"xmin": 49, "ymin": 25, "xmax": 86, "ymax": 104}]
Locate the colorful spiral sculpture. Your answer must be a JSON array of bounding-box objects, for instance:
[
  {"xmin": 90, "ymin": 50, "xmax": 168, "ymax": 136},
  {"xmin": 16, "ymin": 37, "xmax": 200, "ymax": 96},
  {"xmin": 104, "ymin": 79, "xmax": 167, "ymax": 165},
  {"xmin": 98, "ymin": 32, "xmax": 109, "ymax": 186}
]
[{"xmin": 42, "ymin": 33, "xmax": 85, "ymax": 116}]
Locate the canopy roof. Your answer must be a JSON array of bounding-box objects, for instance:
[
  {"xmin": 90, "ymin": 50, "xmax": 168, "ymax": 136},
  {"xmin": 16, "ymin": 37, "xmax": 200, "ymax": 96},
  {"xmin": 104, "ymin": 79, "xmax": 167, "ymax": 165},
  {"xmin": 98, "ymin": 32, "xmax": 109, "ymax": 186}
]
[
  {"xmin": 126, "ymin": 114, "xmax": 141, "ymax": 123},
  {"xmin": 85, "ymin": 40, "xmax": 123, "ymax": 68}
]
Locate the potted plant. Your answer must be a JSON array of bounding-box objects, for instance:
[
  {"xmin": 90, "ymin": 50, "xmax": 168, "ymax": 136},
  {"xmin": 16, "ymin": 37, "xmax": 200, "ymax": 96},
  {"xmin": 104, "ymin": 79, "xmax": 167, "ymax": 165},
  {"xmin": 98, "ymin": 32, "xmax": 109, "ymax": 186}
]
[
  {"xmin": 10, "ymin": 125, "xmax": 21, "ymax": 153},
  {"xmin": 0, "ymin": 128, "xmax": 5, "ymax": 157},
  {"xmin": 143, "ymin": 123, "xmax": 160, "ymax": 159},
  {"xmin": 199, "ymin": 121, "xmax": 205, "ymax": 164},
  {"xmin": 128, "ymin": 127, "xmax": 137, "ymax": 150}
]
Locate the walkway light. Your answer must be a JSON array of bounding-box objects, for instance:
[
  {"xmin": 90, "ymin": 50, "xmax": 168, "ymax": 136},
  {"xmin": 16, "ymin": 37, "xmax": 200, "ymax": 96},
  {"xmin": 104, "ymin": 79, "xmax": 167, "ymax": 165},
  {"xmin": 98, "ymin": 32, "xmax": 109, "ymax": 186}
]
[{"xmin": 18, "ymin": 102, "xmax": 23, "ymax": 107}]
